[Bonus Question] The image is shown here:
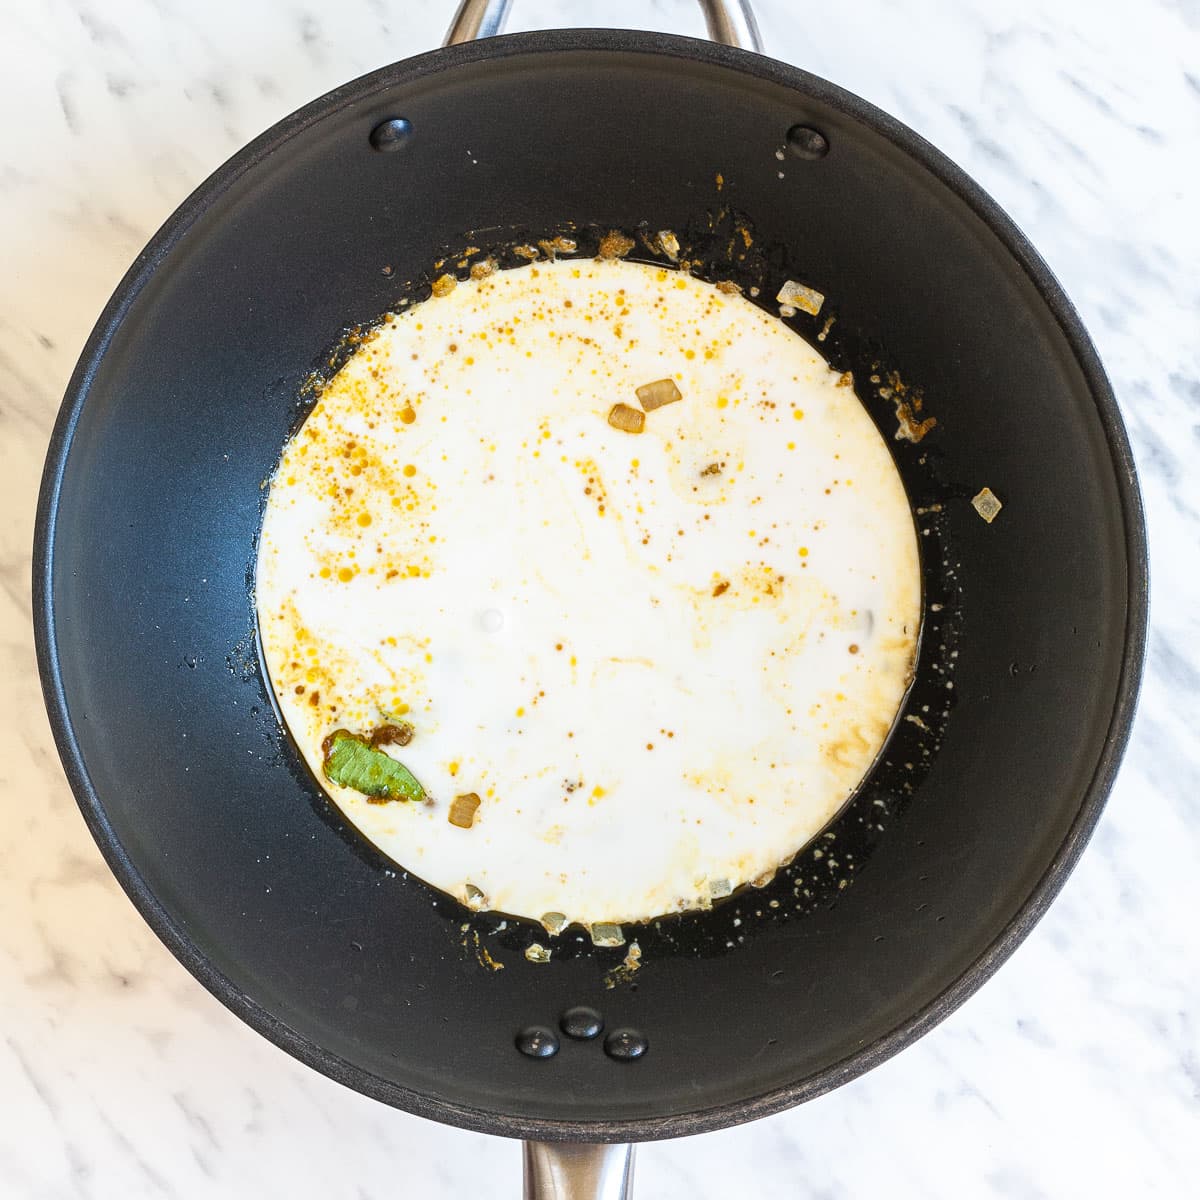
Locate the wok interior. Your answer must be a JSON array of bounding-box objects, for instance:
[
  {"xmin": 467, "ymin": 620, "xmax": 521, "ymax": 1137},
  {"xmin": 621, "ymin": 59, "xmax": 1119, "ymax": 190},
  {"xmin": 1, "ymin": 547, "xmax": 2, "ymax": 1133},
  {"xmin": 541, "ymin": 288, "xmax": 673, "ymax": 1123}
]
[{"xmin": 43, "ymin": 35, "xmax": 1134, "ymax": 1137}]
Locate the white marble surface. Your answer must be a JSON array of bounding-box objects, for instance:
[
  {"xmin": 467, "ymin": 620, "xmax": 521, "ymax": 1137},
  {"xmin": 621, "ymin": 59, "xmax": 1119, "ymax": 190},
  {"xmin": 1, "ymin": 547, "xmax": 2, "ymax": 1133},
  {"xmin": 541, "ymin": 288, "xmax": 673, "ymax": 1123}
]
[{"xmin": 1, "ymin": 0, "xmax": 1197, "ymax": 1195}]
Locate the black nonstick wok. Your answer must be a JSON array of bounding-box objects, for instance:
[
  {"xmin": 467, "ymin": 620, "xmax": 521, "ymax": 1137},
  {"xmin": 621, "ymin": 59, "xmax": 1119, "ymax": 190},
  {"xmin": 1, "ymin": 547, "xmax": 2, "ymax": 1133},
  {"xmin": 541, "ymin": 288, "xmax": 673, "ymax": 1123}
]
[{"xmin": 33, "ymin": 1, "xmax": 1148, "ymax": 1195}]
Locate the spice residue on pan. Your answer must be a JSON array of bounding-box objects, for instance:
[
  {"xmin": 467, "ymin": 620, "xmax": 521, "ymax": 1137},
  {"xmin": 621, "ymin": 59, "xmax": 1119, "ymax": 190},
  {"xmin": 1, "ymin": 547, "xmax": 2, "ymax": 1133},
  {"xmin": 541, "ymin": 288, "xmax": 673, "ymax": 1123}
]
[
  {"xmin": 597, "ymin": 229, "xmax": 636, "ymax": 260},
  {"xmin": 256, "ymin": 252, "xmax": 922, "ymax": 935},
  {"xmin": 462, "ymin": 926, "xmax": 505, "ymax": 972},
  {"xmin": 873, "ymin": 369, "xmax": 937, "ymax": 444},
  {"xmin": 604, "ymin": 941, "xmax": 643, "ymax": 988}
]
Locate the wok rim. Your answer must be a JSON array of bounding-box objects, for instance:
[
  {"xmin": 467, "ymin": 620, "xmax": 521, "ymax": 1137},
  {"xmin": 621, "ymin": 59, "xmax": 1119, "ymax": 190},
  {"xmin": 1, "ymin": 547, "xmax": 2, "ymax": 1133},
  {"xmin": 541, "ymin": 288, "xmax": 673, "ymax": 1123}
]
[{"xmin": 32, "ymin": 27, "xmax": 1149, "ymax": 1143}]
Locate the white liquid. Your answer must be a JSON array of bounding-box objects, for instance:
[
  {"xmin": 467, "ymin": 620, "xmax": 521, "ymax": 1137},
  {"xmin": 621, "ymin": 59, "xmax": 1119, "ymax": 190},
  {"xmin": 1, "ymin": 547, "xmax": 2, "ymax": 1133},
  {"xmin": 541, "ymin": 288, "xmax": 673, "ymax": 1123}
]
[{"xmin": 257, "ymin": 258, "xmax": 920, "ymax": 928}]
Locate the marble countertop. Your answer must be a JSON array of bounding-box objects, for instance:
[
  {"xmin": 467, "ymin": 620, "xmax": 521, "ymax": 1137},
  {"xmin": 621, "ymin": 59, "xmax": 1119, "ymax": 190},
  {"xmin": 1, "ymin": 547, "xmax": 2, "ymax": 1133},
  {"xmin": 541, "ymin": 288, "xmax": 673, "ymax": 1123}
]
[{"xmin": 2, "ymin": 0, "xmax": 1196, "ymax": 1195}]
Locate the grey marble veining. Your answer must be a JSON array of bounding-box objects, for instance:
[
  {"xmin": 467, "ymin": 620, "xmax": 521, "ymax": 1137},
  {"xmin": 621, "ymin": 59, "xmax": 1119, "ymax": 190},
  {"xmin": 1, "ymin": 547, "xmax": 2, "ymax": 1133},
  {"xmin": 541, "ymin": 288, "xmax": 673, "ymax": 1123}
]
[{"xmin": 1, "ymin": 0, "xmax": 1197, "ymax": 1196}]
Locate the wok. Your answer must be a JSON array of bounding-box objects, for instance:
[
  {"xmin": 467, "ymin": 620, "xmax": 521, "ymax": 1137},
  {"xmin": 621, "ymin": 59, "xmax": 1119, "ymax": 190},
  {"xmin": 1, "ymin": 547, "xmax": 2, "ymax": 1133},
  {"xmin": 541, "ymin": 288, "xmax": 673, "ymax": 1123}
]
[{"xmin": 33, "ymin": 1, "xmax": 1148, "ymax": 1195}]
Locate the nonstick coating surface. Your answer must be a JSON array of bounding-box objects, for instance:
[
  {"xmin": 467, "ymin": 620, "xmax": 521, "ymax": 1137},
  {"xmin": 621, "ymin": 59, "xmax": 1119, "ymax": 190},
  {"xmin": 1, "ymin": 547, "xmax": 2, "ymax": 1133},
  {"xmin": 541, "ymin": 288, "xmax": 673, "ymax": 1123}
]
[{"xmin": 34, "ymin": 30, "xmax": 1146, "ymax": 1142}]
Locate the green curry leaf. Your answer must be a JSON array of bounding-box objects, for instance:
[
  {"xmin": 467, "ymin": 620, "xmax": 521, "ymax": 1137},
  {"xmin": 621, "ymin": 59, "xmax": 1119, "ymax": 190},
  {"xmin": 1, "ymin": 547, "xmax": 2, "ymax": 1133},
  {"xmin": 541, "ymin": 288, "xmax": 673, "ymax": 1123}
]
[{"xmin": 321, "ymin": 729, "xmax": 425, "ymax": 803}]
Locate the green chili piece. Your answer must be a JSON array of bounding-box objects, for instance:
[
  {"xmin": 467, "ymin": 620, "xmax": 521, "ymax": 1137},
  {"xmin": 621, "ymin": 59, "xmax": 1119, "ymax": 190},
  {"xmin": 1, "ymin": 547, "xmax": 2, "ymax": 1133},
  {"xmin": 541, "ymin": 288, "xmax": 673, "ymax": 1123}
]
[{"xmin": 321, "ymin": 728, "xmax": 425, "ymax": 803}]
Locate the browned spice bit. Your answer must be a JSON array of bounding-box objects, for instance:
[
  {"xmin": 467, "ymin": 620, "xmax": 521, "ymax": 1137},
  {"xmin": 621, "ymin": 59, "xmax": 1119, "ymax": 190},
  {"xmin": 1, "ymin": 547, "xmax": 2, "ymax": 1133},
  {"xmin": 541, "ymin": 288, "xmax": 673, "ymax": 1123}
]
[
  {"xmin": 469, "ymin": 257, "xmax": 497, "ymax": 280},
  {"xmin": 370, "ymin": 722, "xmax": 414, "ymax": 748},
  {"xmin": 715, "ymin": 279, "xmax": 743, "ymax": 295},
  {"xmin": 892, "ymin": 397, "xmax": 937, "ymax": 443},
  {"xmin": 431, "ymin": 273, "xmax": 457, "ymax": 298},
  {"xmin": 607, "ymin": 403, "xmax": 645, "ymax": 434},
  {"xmin": 449, "ymin": 792, "xmax": 482, "ymax": 829},
  {"xmin": 701, "ymin": 461, "xmax": 722, "ymax": 477},
  {"xmin": 604, "ymin": 941, "xmax": 643, "ymax": 989},
  {"xmin": 597, "ymin": 230, "xmax": 635, "ymax": 260},
  {"xmin": 466, "ymin": 928, "xmax": 504, "ymax": 972},
  {"xmin": 636, "ymin": 377, "xmax": 682, "ymax": 412},
  {"xmin": 308, "ymin": 691, "xmax": 321, "ymax": 707},
  {"xmin": 712, "ymin": 580, "xmax": 730, "ymax": 597},
  {"xmin": 879, "ymin": 370, "xmax": 937, "ymax": 443},
  {"xmin": 848, "ymin": 643, "xmax": 860, "ymax": 655},
  {"xmin": 836, "ymin": 371, "xmax": 853, "ymax": 389}
]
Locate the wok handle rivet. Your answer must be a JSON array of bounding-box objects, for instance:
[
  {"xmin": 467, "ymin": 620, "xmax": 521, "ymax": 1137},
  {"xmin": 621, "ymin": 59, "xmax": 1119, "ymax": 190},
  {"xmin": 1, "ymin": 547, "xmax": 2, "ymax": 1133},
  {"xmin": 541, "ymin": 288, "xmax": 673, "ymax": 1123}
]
[
  {"xmin": 516, "ymin": 1026, "xmax": 560, "ymax": 1059},
  {"xmin": 560, "ymin": 1006, "xmax": 605, "ymax": 1040},
  {"xmin": 369, "ymin": 118, "xmax": 413, "ymax": 152},
  {"xmin": 786, "ymin": 124, "xmax": 829, "ymax": 160},
  {"xmin": 603, "ymin": 1029, "xmax": 649, "ymax": 1061}
]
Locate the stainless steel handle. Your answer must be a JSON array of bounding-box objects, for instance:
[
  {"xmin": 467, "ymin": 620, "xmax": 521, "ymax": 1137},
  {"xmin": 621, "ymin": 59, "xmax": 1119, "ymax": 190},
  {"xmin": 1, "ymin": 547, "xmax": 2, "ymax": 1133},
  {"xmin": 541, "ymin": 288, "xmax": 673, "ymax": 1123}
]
[
  {"xmin": 445, "ymin": 0, "xmax": 763, "ymax": 51},
  {"xmin": 523, "ymin": 1142, "xmax": 635, "ymax": 1200}
]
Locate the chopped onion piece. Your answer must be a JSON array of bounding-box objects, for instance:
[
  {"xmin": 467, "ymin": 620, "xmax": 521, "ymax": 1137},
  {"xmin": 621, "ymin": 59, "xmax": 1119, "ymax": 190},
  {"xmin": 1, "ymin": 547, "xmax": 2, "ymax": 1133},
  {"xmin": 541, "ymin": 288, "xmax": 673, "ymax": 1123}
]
[
  {"xmin": 464, "ymin": 883, "xmax": 488, "ymax": 911},
  {"xmin": 657, "ymin": 230, "xmax": 680, "ymax": 261},
  {"xmin": 607, "ymin": 403, "xmax": 645, "ymax": 434},
  {"xmin": 635, "ymin": 378, "xmax": 682, "ymax": 412},
  {"xmin": 541, "ymin": 911, "xmax": 568, "ymax": 936},
  {"xmin": 538, "ymin": 236, "xmax": 577, "ymax": 260},
  {"xmin": 776, "ymin": 280, "xmax": 824, "ymax": 316},
  {"xmin": 971, "ymin": 487, "xmax": 1003, "ymax": 523},
  {"xmin": 590, "ymin": 922, "xmax": 626, "ymax": 948},
  {"xmin": 448, "ymin": 792, "xmax": 481, "ymax": 829},
  {"xmin": 525, "ymin": 942, "xmax": 552, "ymax": 964},
  {"xmin": 708, "ymin": 877, "xmax": 733, "ymax": 899}
]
